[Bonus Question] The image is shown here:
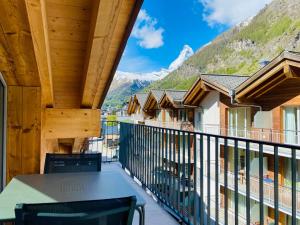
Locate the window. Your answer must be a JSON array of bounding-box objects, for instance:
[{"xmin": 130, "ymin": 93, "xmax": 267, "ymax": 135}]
[
  {"xmin": 228, "ymin": 107, "xmax": 251, "ymax": 137},
  {"xmin": 194, "ymin": 109, "xmax": 203, "ymax": 131},
  {"xmin": 284, "ymin": 107, "xmax": 300, "ymax": 144},
  {"xmin": 179, "ymin": 109, "xmax": 188, "ymax": 122},
  {"xmin": 0, "ymin": 74, "xmax": 5, "ymax": 192},
  {"xmin": 156, "ymin": 110, "xmax": 162, "ymax": 121},
  {"xmin": 165, "ymin": 110, "xmax": 172, "ymax": 122}
]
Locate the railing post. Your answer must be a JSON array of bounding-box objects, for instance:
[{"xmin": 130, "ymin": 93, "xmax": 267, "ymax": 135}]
[
  {"xmin": 292, "ymin": 148, "xmax": 297, "ymax": 225},
  {"xmin": 246, "ymin": 141, "xmax": 250, "ymax": 225},
  {"xmin": 274, "ymin": 146, "xmax": 279, "ymax": 225},
  {"xmin": 224, "ymin": 138, "xmax": 228, "ymax": 225},
  {"xmin": 207, "ymin": 135, "xmax": 211, "ymax": 225},
  {"xmin": 215, "ymin": 137, "xmax": 219, "ymax": 225},
  {"xmin": 234, "ymin": 139, "xmax": 239, "ymax": 225},
  {"xmin": 193, "ymin": 133, "xmax": 197, "ymax": 225},
  {"xmin": 259, "ymin": 143, "xmax": 264, "ymax": 225},
  {"xmin": 200, "ymin": 134, "xmax": 204, "ymax": 225}
]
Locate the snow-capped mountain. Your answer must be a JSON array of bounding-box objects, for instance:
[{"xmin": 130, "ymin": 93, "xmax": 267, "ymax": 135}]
[
  {"xmin": 103, "ymin": 44, "xmax": 194, "ymax": 110},
  {"xmin": 168, "ymin": 45, "xmax": 194, "ymax": 71},
  {"xmin": 114, "ymin": 44, "xmax": 194, "ymax": 82}
]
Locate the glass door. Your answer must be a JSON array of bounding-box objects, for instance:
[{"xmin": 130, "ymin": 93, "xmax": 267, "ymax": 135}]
[
  {"xmin": 0, "ymin": 74, "xmax": 5, "ymax": 192},
  {"xmin": 194, "ymin": 108, "xmax": 203, "ymax": 132},
  {"xmin": 284, "ymin": 107, "xmax": 299, "ymax": 144}
]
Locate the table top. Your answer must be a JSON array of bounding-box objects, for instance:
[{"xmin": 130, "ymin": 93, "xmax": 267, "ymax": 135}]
[{"xmin": 0, "ymin": 170, "xmax": 145, "ymax": 222}]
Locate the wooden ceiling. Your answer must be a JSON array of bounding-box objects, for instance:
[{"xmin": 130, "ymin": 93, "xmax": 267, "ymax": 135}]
[
  {"xmin": 0, "ymin": 0, "xmax": 40, "ymax": 87},
  {"xmin": 0, "ymin": 0, "xmax": 143, "ymax": 151},
  {"xmin": 143, "ymin": 93, "xmax": 158, "ymax": 111},
  {"xmin": 0, "ymin": 0, "xmax": 142, "ymax": 109},
  {"xmin": 127, "ymin": 96, "xmax": 138, "ymax": 115},
  {"xmin": 159, "ymin": 94, "xmax": 174, "ymax": 109},
  {"xmin": 183, "ymin": 79, "xmax": 212, "ymax": 106}
]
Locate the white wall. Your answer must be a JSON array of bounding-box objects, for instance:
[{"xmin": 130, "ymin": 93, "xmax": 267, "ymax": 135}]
[
  {"xmin": 201, "ymin": 91, "xmax": 220, "ymax": 127},
  {"xmin": 194, "ymin": 91, "xmax": 220, "ymax": 134},
  {"xmin": 194, "ymin": 92, "xmax": 221, "ymax": 201}
]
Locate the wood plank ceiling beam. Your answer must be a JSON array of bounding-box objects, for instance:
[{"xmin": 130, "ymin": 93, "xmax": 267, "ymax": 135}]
[
  {"xmin": 72, "ymin": 0, "xmax": 124, "ymax": 152},
  {"xmin": 0, "ymin": 0, "xmax": 40, "ymax": 86},
  {"xmin": 81, "ymin": 0, "xmax": 123, "ymax": 108},
  {"xmin": 25, "ymin": 0, "xmax": 54, "ymax": 107},
  {"xmin": 95, "ymin": 0, "xmax": 143, "ymax": 109}
]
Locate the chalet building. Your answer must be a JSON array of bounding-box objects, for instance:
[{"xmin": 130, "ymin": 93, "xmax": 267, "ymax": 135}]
[
  {"xmin": 127, "ymin": 93, "xmax": 148, "ymax": 124},
  {"xmin": 144, "ymin": 90, "xmax": 194, "ymax": 130},
  {"xmin": 183, "ymin": 74, "xmax": 248, "ymax": 134},
  {"xmin": 228, "ymin": 51, "xmax": 300, "ymax": 225},
  {"xmin": 182, "ymin": 50, "xmax": 300, "ymax": 224},
  {"xmin": 183, "ymin": 74, "xmax": 249, "ymax": 224},
  {"xmin": 142, "ymin": 89, "xmax": 165, "ymax": 123}
]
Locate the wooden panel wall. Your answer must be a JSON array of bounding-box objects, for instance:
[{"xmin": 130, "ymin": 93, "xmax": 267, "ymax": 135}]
[
  {"xmin": 220, "ymin": 94, "xmax": 230, "ymax": 136},
  {"xmin": 6, "ymin": 86, "xmax": 41, "ymax": 182}
]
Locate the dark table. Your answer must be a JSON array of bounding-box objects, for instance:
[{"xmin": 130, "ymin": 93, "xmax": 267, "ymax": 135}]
[{"xmin": 0, "ymin": 170, "xmax": 146, "ymax": 224}]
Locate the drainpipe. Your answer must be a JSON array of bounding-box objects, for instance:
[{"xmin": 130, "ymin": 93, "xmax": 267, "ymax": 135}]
[{"xmin": 229, "ymin": 90, "xmax": 262, "ymax": 111}]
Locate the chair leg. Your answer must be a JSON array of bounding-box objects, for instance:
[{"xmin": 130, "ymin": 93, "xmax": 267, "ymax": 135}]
[{"xmin": 135, "ymin": 206, "xmax": 145, "ymax": 225}]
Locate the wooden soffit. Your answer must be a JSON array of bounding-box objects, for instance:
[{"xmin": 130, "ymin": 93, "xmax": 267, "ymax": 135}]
[
  {"xmin": 183, "ymin": 79, "xmax": 212, "ymax": 106},
  {"xmin": 143, "ymin": 93, "xmax": 158, "ymax": 111},
  {"xmin": 235, "ymin": 60, "xmax": 300, "ymax": 105}
]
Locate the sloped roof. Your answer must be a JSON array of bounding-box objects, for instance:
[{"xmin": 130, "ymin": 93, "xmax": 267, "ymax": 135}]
[
  {"xmin": 151, "ymin": 90, "xmax": 165, "ymax": 101},
  {"xmin": 164, "ymin": 90, "xmax": 187, "ymax": 102},
  {"xmin": 201, "ymin": 74, "xmax": 249, "ymax": 92},
  {"xmin": 135, "ymin": 93, "xmax": 148, "ymax": 108},
  {"xmin": 236, "ymin": 50, "xmax": 300, "ymax": 93}
]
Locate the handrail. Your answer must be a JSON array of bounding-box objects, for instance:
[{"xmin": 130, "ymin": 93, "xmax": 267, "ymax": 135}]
[{"xmin": 119, "ymin": 122, "xmax": 300, "ymax": 225}]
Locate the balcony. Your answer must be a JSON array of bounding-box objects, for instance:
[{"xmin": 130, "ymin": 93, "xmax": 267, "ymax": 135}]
[
  {"xmin": 197, "ymin": 124, "xmax": 300, "ymax": 146},
  {"xmin": 87, "ymin": 121, "xmax": 300, "ymax": 225},
  {"xmin": 217, "ymin": 168, "xmax": 300, "ymax": 217},
  {"xmin": 144, "ymin": 119, "xmax": 194, "ymax": 131},
  {"xmin": 101, "ymin": 163, "xmax": 179, "ymax": 225},
  {"xmin": 131, "ymin": 114, "xmax": 145, "ymax": 124}
]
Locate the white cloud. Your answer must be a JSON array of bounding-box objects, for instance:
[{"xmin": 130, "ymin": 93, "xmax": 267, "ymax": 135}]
[
  {"xmin": 132, "ymin": 9, "xmax": 164, "ymax": 49},
  {"xmin": 200, "ymin": 0, "xmax": 272, "ymax": 27}
]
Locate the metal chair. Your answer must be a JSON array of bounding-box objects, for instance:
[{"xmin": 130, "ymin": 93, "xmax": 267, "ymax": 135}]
[
  {"xmin": 44, "ymin": 153, "xmax": 102, "ymax": 174},
  {"xmin": 15, "ymin": 196, "xmax": 136, "ymax": 225}
]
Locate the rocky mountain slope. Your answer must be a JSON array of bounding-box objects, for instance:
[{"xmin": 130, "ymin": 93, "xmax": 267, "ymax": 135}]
[{"xmin": 149, "ymin": 0, "xmax": 300, "ymax": 90}]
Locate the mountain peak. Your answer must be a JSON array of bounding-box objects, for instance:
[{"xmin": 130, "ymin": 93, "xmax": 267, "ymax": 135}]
[
  {"xmin": 104, "ymin": 44, "xmax": 194, "ymax": 109},
  {"xmin": 168, "ymin": 45, "xmax": 194, "ymax": 71},
  {"xmin": 148, "ymin": 0, "xmax": 300, "ymax": 91},
  {"xmin": 114, "ymin": 44, "xmax": 194, "ymax": 82}
]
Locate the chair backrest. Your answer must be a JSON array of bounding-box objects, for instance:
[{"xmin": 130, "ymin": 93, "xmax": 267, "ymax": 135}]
[
  {"xmin": 44, "ymin": 153, "xmax": 102, "ymax": 174},
  {"xmin": 15, "ymin": 196, "xmax": 136, "ymax": 225}
]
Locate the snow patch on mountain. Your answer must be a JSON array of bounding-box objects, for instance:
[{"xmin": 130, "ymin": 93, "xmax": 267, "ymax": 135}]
[
  {"xmin": 168, "ymin": 45, "xmax": 194, "ymax": 71},
  {"xmin": 115, "ymin": 44, "xmax": 194, "ymax": 82},
  {"xmin": 238, "ymin": 16, "xmax": 254, "ymax": 28}
]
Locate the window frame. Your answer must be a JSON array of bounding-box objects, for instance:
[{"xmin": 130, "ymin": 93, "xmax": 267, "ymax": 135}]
[{"xmin": 0, "ymin": 72, "xmax": 6, "ymax": 191}]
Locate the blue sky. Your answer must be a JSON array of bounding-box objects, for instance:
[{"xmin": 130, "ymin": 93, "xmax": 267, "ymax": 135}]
[{"xmin": 118, "ymin": 0, "xmax": 272, "ymax": 73}]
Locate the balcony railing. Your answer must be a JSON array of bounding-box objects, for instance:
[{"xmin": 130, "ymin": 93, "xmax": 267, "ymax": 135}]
[
  {"xmin": 130, "ymin": 114, "xmax": 145, "ymax": 123},
  {"xmin": 144, "ymin": 119, "xmax": 194, "ymax": 131},
  {"xmin": 118, "ymin": 122, "xmax": 300, "ymax": 225},
  {"xmin": 197, "ymin": 124, "xmax": 300, "ymax": 145},
  {"xmin": 85, "ymin": 120, "xmax": 120, "ymax": 162}
]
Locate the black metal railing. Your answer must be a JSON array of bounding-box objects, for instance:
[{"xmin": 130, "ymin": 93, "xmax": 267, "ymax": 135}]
[
  {"xmin": 119, "ymin": 122, "xmax": 300, "ymax": 225},
  {"xmin": 84, "ymin": 120, "xmax": 120, "ymax": 163}
]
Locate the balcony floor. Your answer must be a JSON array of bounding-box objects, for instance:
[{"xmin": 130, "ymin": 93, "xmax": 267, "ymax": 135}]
[{"xmin": 102, "ymin": 163, "xmax": 179, "ymax": 225}]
